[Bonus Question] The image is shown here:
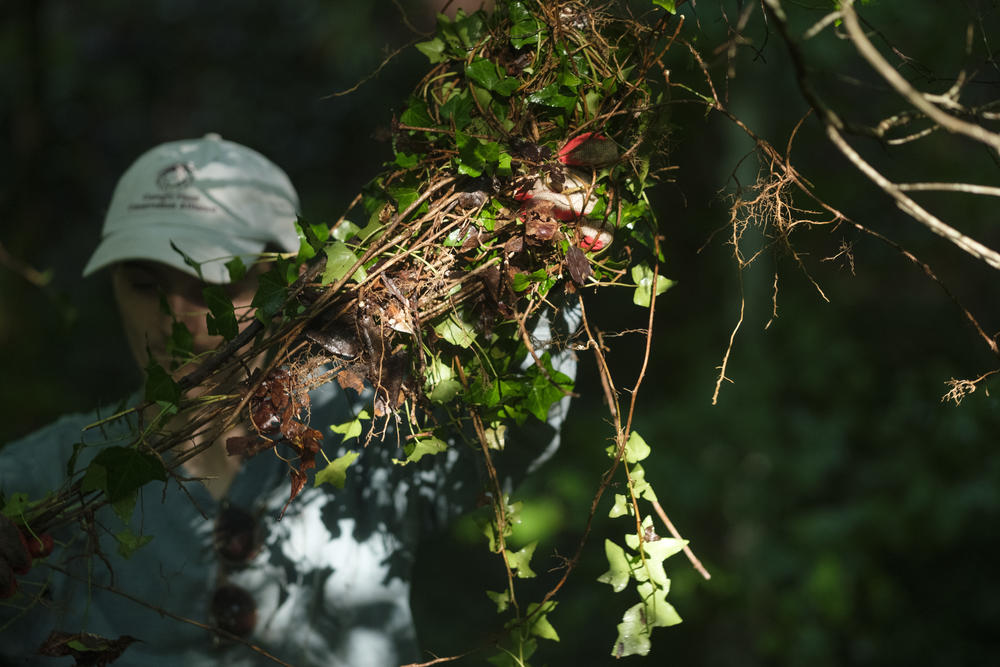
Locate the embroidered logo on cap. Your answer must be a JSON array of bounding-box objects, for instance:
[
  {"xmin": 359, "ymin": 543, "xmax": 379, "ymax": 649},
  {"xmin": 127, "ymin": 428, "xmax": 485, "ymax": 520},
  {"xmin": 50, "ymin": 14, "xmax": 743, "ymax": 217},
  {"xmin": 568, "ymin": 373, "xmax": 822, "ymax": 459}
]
[{"xmin": 156, "ymin": 163, "xmax": 195, "ymax": 190}]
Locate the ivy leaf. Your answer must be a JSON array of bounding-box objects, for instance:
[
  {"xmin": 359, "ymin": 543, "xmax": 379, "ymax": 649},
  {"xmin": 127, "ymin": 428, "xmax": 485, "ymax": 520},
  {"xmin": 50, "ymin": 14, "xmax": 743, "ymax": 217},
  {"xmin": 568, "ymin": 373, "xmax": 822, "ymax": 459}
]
[
  {"xmin": 389, "ymin": 185, "xmax": 421, "ymax": 214},
  {"xmin": 168, "ymin": 241, "xmax": 203, "ymax": 280},
  {"xmin": 225, "ymin": 256, "xmax": 247, "ymax": 282},
  {"xmin": 466, "ymin": 58, "xmax": 502, "ymax": 90},
  {"xmin": 508, "ymin": 541, "xmax": 538, "ymax": 578},
  {"xmin": 80, "ymin": 447, "xmax": 167, "ymax": 504},
  {"xmin": 314, "ymin": 451, "xmax": 360, "ymax": 489},
  {"xmin": 597, "ymin": 539, "xmax": 631, "ymax": 593},
  {"xmin": 609, "ymin": 493, "xmax": 630, "ymax": 518},
  {"xmin": 400, "ymin": 97, "xmax": 434, "ymax": 127},
  {"xmin": 610, "ymin": 586, "xmax": 682, "ymax": 658},
  {"xmin": 509, "ymin": 1, "xmax": 546, "ymax": 48},
  {"xmin": 203, "ymin": 285, "xmax": 237, "ymax": 340},
  {"xmin": 295, "ymin": 219, "xmax": 330, "ymax": 264},
  {"xmin": 394, "ymin": 152, "xmax": 419, "ymax": 169},
  {"xmin": 434, "ymin": 312, "xmax": 477, "ymax": 347},
  {"xmin": 0, "ymin": 492, "xmax": 31, "ymax": 519},
  {"xmin": 394, "ymin": 436, "xmax": 448, "ymax": 466},
  {"xmin": 528, "ymin": 83, "xmax": 576, "ymax": 111},
  {"xmin": 144, "ymin": 358, "xmax": 181, "ymax": 407},
  {"xmin": 415, "ymin": 36, "xmax": 447, "ymax": 63},
  {"xmin": 631, "ymin": 263, "xmax": 675, "ymax": 307},
  {"xmin": 465, "ymin": 58, "xmax": 519, "ymax": 96},
  {"xmin": 115, "ymin": 529, "xmax": 153, "ymax": 559},
  {"xmin": 607, "ymin": 430, "xmax": 652, "ymax": 463},
  {"xmin": 165, "ymin": 320, "xmax": 193, "ymax": 364},
  {"xmin": 629, "ymin": 463, "xmax": 659, "ymax": 502},
  {"xmin": 321, "ymin": 241, "xmax": 367, "ymax": 285},
  {"xmin": 329, "ymin": 410, "xmax": 370, "ymax": 441},
  {"xmin": 251, "ymin": 266, "xmax": 288, "ymax": 323},
  {"xmin": 524, "ymin": 354, "xmax": 572, "ymax": 421},
  {"xmin": 486, "ymin": 589, "xmax": 510, "ymax": 613},
  {"xmin": 526, "ymin": 601, "xmax": 560, "ymax": 642}
]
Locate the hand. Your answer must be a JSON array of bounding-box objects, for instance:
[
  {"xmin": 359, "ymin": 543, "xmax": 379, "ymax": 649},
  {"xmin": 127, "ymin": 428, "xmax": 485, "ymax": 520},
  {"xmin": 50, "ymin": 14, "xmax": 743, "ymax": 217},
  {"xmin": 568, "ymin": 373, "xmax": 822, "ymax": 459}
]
[{"xmin": 0, "ymin": 515, "xmax": 53, "ymax": 598}]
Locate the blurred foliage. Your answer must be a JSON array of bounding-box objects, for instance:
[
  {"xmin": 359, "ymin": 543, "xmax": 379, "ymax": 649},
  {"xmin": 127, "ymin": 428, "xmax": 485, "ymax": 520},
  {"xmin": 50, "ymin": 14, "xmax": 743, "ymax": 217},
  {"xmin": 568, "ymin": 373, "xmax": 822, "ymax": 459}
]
[{"xmin": 3, "ymin": 0, "xmax": 1000, "ymax": 665}]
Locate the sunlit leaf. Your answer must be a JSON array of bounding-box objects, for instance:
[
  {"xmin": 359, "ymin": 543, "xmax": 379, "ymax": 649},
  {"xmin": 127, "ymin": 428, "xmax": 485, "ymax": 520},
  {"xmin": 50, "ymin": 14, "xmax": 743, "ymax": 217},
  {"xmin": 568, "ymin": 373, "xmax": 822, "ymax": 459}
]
[
  {"xmin": 434, "ymin": 312, "xmax": 477, "ymax": 347},
  {"xmin": 631, "ymin": 263, "xmax": 675, "ymax": 307},
  {"xmin": 314, "ymin": 451, "xmax": 360, "ymax": 489},
  {"xmin": 526, "ymin": 601, "xmax": 560, "ymax": 642},
  {"xmin": 321, "ymin": 241, "xmax": 367, "ymax": 285},
  {"xmin": 394, "ymin": 436, "xmax": 448, "ymax": 466},
  {"xmin": 597, "ymin": 539, "xmax": 631, "ymax": 593},
  {"xmin": 508, "ymin": 541, "xmax": 538, "ymax": 578}
]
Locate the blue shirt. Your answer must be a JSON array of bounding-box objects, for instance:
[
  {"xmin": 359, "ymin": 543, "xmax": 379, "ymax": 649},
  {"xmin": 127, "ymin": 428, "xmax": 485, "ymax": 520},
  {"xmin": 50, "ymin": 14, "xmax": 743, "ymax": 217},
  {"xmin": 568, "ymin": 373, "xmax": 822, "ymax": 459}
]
[{"xmin": 0, "ymin": 313, "xmax": 576, "ymax": 666}]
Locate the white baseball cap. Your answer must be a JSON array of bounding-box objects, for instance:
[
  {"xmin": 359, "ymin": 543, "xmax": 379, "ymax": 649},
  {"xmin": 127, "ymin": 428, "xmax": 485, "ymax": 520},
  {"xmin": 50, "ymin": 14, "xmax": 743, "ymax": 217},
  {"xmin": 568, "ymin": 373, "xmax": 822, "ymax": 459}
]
[{"xmin": 83, "ymin": 133, "xmax": 301, "ymax": 284}]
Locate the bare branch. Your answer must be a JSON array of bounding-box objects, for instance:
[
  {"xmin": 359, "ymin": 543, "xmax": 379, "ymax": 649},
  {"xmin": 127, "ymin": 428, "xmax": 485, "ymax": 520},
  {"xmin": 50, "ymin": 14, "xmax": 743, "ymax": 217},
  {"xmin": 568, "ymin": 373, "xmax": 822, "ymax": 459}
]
[{"xmin": 839, "ymin": 0, "xmax": 1000, "ymax": 154}]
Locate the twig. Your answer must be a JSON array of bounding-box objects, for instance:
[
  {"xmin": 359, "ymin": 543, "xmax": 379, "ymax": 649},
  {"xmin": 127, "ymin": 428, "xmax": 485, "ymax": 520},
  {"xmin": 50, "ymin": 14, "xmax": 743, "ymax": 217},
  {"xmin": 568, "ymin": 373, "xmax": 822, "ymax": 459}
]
[{"xmin": 651, "ymin": 500, "xmax": 711, "ymax": 580}]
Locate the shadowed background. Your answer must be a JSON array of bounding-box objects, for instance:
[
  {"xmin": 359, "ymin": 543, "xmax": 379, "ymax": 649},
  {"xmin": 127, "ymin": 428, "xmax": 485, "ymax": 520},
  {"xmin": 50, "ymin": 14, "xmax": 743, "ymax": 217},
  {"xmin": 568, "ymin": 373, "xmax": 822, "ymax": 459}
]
[{"xmin": 2, "ymin": 1, "xmax": 999, "ymax": 665}]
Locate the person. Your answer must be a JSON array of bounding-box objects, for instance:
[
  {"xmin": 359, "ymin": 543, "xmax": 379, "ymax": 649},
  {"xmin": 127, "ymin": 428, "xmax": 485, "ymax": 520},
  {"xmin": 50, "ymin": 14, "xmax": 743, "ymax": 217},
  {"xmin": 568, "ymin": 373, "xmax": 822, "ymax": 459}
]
[{"xmin": 0, "ymin": 134, "xmax": 575, "ymax": 665}]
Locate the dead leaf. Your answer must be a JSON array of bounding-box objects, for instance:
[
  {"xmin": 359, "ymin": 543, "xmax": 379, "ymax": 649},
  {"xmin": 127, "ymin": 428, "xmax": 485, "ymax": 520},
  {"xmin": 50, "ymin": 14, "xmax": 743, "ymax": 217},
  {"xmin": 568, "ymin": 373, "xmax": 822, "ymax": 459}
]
[
  {"xmin": 565, "ymin": 245, "xmax": 594, "ymax": 285},
  {"xmin": 38, "ymin": 631, "xmax": 139, "ymax": 666},
  {"xmin": 336, "ymin": 369, "xmax": 366, "ymax": 394},
  {"xmin": 225, "ymin": 436, "xmax": 275, "ymax": 459}
]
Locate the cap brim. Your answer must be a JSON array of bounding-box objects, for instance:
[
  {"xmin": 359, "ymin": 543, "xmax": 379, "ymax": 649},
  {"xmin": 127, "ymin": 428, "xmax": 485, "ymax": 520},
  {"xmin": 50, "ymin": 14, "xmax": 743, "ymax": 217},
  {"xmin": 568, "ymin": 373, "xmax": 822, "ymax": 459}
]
[{"xmin": 83, "ymin": 225, "xmax": 268, "ymax": 284}]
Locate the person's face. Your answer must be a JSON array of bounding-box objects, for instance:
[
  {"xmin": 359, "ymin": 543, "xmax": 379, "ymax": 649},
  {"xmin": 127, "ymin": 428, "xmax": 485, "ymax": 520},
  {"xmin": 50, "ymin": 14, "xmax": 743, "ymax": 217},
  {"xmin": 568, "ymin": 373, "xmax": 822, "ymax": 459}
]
[{"xmin": 112, "ymin": 262, "xmax": 259, "ymax": 372}]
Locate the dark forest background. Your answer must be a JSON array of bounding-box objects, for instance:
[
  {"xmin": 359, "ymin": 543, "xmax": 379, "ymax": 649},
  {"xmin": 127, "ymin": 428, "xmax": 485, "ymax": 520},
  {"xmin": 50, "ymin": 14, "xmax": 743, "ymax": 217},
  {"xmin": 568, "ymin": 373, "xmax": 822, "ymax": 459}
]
[{"xmin": 3, "ymin": 1, "xmax": 1000, "ymax": 665}]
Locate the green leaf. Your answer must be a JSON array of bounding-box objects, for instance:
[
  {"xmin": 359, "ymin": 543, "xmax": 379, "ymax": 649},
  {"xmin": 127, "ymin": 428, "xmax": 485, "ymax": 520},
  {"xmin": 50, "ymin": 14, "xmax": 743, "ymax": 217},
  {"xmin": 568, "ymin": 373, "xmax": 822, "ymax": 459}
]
[
  {"xmin": 508, "ymin": 541, "xmax": 538, "ymax": 578},
  {"xmin": 628, "ymin": 463, "xmax": 659, "ymax": 502},
  {"xmin": 169, "ymin": 240, "xmax": 203, "ymax": 280},
  {"xmin": 652, "ymin": 0, "xmax": 677, "ymax": 13},
  {"xmin": 597, "ymin": 539, "xmax": 631, "ymax": 593},
  {"xmin": 607, "ymin": 430, "xmax": 653, "ymax": 463},
  {"xmin": 314, "ymin": 450, "xmax": 360, "ymax": 489},
  {"xmin": 0, "ymin": 492, "xmax": 31, "ymax": 519},
  {"xmin": 203, "ymin": 285, "xmax": 238, "ymax": 340},
  {"xmin": 331, "ymin": 220, "xmax": 362, "ymax": 243},
  {"xmin": 439, "ymin": 90, "xmax": 475, "ymax": 127},
  {"xmin": 526, "ymin": 601, "xmax": 560, "ymax": 642},
  {"xmin": 631, "ymin": 263, "xmax": 675, "ymax": 307},
  {"xmin": 465, "ymin": 58, "xmax": 519, "ymax": 97},
  {"xmin": 524, "ymin": 354, "xmax": 572, "ymax": 421},
  {"xmin": 610, "ymin": 589, "xmax": 682, "ymax": 658},
  {"xmin": 486, "ymin": 589, "xmax": 510, "ymax": 613},
  {"xmin": 466, "ymin": 58, "xmax": 502, "ymax": 91},
  {"xmin": 400, "ymin": 97, "xmax": 434, "ymax": 127},
  {"xmin": 528, "ymin": 83, "xmax": 576, "ymax": 111},
  {"xmin": 429, "ymin": 378, "xmax": 462, "ymax": 404},
  {"xmin": 225, "ymin": 256, "xmax": 247, "ymax": 282},
  {"xmin": 434, "ymin": 312, "xmax": 477, "ymax": 348},
  {"xmin": 389, "ymin": 185, "xmax": 421, "ymax": 214},
  {"xmin": 144, "ymin": 358, "xmax": 181, "ymax": 406},
  {"xmin": 111, "ymin": 492, "xmax": 138, "ymax": 524},
  {"xmin": 509, "ymin": 1, "xmax": 546, "ymax": 48},
  {"xmin": 81, "ymin": 446, "xmax": 167, "ymax": 504},
  {"xmin": 115, "ymin": 528, "xmax": 153, "ymax": 559},
  {"xmin": 609, "ymin": 493, "xmax": 630, "ymax": 518},
  {"xmin": 394, "ymin": 436, "xmax": 448, "ymax": 466},
  {"xmin": 329, "ymin": 410, "xmax": 370, "ymax": 441},
  {"xmin": 415, "ymin": 37, "xmax": 447, "ymax": 63},
  {"xmin": 251, "ymin": 266, "xmax": 288, "ymax": 323},
  {"xmin": 321, "ymin": 241, "xmax": 367, "ymax": 285},
  {"xmin": 295, "ymin": 219, "xmax": 330, "ymax": 264},
  {"xmin": 165, "ymin": 320, "xmax": 193, "ymax": 363},
  {"xmin": 394, "ymin": 152, "xmax": 419, "ymax": 169}
]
